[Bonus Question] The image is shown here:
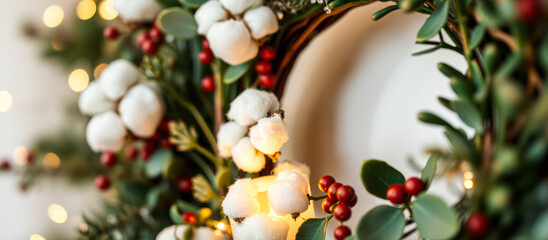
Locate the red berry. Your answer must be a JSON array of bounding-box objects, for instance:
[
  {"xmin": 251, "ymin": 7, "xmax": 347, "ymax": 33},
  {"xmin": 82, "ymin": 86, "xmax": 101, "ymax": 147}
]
[
  {"xmin": 336, "ymin": 185, "xmax": 356, "ymax": 204},
  {"xmin": 1, "ymin": 160, "xmax": 10, "ymax": 170},
  {"xmin": 151, "ymin": 132, "xmax": 162, "ymax": 142},
  {"xmin": 26, "ymin": 152, "xmax": 34, "ymax": 164},
  {"xmin": 142, "ymin": 40, "xmax": 159, "ymax": 54},
  {"xmin": 182, "ymin": 212, "xmax": 197, "ymax": 224},
  {"xmin": 103, "ymin": 27, "xmax": 119, "ymax": 40},
  {"xmin": 333, "ymin": 203, "xmax": 352, "ymax": 221},
  {"xmin": 160, "ymin": 138, "xmax": 171, "ymax": 149},
  {"xmin": 198, "ymin": 51, "xmax": 213, "ymax": 65},
  {"xmin": 140, "ymin": 149, "xmax": 152, "ymax": 161},
  {"xmin": 100, "ymin": 151, "xmax": 117, "ymax": 168},
  {"xmin": 201, "ymin": 76, "xmax": 215, "ymax": 92},
  {"xmin": 160, "ymin": 119, "xmax": 170, "ymax": 132},
  {"xmin": 202, "ymin": 39, "xmax": 210, "ymax": 50},
  {"xmin": 517, "ymin": 0, "xmax": 540, "ymax": 23},
  {"xmin": 318, "ymin": 175, "xmax": 336, "ymax": 193},
  {"xmin": 386, "ymin": 184, "xmax": 407, "ymax": 204},
  {"xmin": 321, "ymin": 197, "xmax": 337, "ymax": 213},
  {"xmin": 334, "ymin": 225, "xmax": 352, "ymax": 240},
  {"xmin": 259, "ymin": 74, "xmax": 275, "ymax": 88},
  {"xmin": 95, "ymin": 175, "xmax": 111, "ymax": 190},
  {"xmin": 255, "ymin": 60, "xmax": 272, "ymax": 74},
  {"xmin": 153, "ymin": 20, "xmax": 161, "ymax": 30},
  {"xmin": 149, "ymin": 28, "xmax": 164, "ymax": 42},
  {"xmin": 124, "ymin": 146, "xmax": 138, "ymax": 161},
  {"xmin": 260, "ymin": 45, "xmax": 276, "ymax": 60},
  {"xmin": 328, "ymin": 182, "xmax": 342, "ymax": 199},
  {"xmin": 466, "ymin": 213, "xmax": 489, "ymax": 238},
  {"xmin": 178, "ymin": 177, "xmax": 193, "ymax": 193},
  {"xmin": 348, "ymin": 194, "xmax": 358, "ymax": 207},
  {"xmin": 404, "ymin": 177, "xmax": 424, "ymax": 196},
  {"xmin": 137, "ymin": 33, "xmax": 151, "ymax": 48}
]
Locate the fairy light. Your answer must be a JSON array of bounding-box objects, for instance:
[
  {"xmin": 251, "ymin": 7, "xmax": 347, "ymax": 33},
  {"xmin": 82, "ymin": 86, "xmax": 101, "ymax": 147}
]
[
  {"xmin": 463, "ymin": 171, "xmax": 474, "ymax": 189},
  {"xmin": 43, "ymin": 153, "xmax": 61, "ymax": 169},
  {"xmin": 13, "ymin": 146, "xmax": 30, "ymax": 166},
  {"xmin": 464, "ymin": 180, "xmax": 474, "ymax": 189},
  {"xmin": 0, "ymin": 90, "xmax": 13, "ymax": 112},
  {"xmin": 217, "ymin": 222, "xmax": 227, "ymax": 231},
  {"xmin": 94, "ymin": 63, "xmax": 108, "ymax": 78},
  {"xmin": 48, "ymin": 204, "xmax": 68, "ymax": 224},
  {"xmin": 214, "ymin": 230, "xmax": 223, "ymax": 236},
  {"xmin": 77, "ymin": 0, "xmax": 97, "ymax": 20},
  {"xmin": 68, "ymin": 69, "xmax": 90, "ymax": 92},
  {"xmin": 29, "ymin": 234, "xmax": 46, "ymax": 240},
  {"xmin": 43, "ymin": 5, "xmax": 64, "ymax": 28},
  {"xmin": 98, "ymin": 0, "xmax": 118, "ymax": 20},
  {"xmin": 463, "ymin": 171, "xmax": 474, "ymax": 180}
]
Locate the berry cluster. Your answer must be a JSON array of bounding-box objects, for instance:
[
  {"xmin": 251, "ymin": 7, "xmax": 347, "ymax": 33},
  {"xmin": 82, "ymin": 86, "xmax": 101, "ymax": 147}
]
[
  {"xmin": 198, "ymin": 39, "xmax": 215, "ymax": 93},
  {"xmin": 140, "ymin": 118, "xmax": 172, "ymax": 161},
  {"xmin": 255, "ymin": 45, "xmax": 276, "ymax": 88},
  {"xmin": 386, "ymin": 177, "xmax": 424, "ymax": 204},
  {"xmin": 136, "ymin": 22, "xmax": 164, "ymax": 55},
  {"xmin": 318, "ymin": 175, "xmax": 357, "ymax": 240}
]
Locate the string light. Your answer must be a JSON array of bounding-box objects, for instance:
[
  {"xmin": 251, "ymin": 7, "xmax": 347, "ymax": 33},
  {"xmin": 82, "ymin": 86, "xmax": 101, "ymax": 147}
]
[
  {"xmin": 43, "ymin": 153, "xmax": 61, "ymax": 169},
  {"xmin": 98, "ymin": 0, "xmax": 118, "ymax": 20},
  {"xmin": 463, "ymin": 171, "xmax": 474, "ymax": 189},
  {"xmin": 463, "ymin": 171, "xmax": 474, "ymax": 180},
  {"xmin": 76, "ymin": 0, "xmax": 97, "ymax": 20},
  {"xmin": 48, "ymin": 204, "xmax": 68, "ymax": 224},
  {"xmin": 29, "ymin": 234, "xmax": 46, "ymax": 240},
  {"xmin": 43, "ymin": 5, "xmax": 64, "ymax": 28},
  {"xmin": 464, "ymin": 180, "xmax": 474, "ymax": 189},
  {"xmin": 68, "ymin": 69, "xmax": 90, "ymax": 92},
  {"xmin": 13, "ymin": 146, "xmax": 30, "ymax": 166},
  {"xmin": 0, "ymin": 90, "xmax": 13, "ymax": 112},
  {"xmin": 217, "ymin": 222, "xmax": 227, "ymax": 231},
  {"xmin": 93, "ymin": 63, "xmax": 108, "ymax": 78}
]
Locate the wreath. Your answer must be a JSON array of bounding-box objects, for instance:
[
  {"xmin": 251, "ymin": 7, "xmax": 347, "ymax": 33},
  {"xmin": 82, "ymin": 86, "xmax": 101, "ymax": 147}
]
[{"xmin": 10, "ymin": 0, "xmax": 548, "ymax": 239}]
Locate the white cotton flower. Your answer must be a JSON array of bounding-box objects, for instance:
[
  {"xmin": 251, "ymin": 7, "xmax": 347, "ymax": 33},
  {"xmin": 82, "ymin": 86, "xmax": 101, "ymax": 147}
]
[
  {"xmin": 217, "ymin": 121, "xmax": 248, "ymax": 158},
  {"xmin": 78, "ymin": 81, "xmax": 115, "ymax": 115},
  {"xmin": 243, "ymin": 6, "xmax": 279, "ymax": 39},
  {"xmin": 233, "ymin": 214, "xmax": 289, "ymax": 240},
  {"xmin": 119, "ymin": 82, "xmax": 164, "ymax": 138},
  {"xmin": 222, "ymin": 179, "xmax": 260, "ymax": 219},
  {"xmin": 99, "ymin": 59, "xmax": 141, "ymax": 101},
  {"xmin": 227, "ymin": 89, "xmax": 279, "ymax": 126},
  {"xmin": 195, "ymin": 227, "xmax": 223, "ymax": 240},
  {"xmin": 274, "ymin": 161, "xmax": 310, "ymax": 179},
  {"xmin": 232, "ymin": 138, "xmax": 266, "ymax": 173},
  {"xmin": 268, "ymin": 170, "xmax": 310, "ymax": 216},
  {"xmin": 86, "ymin": 111, "xmax": 127, "ymax": 152},
  {"xmin": 207, "ymin": 19, "xmax": 258, "ymax": 65},
  {"xmin": 249, "ymin": 114, "xmax": 288, "ymax": 155},
  {"xmin": 220, "ymin": 0, "xmax": 262, "ymax": 15},
  {"xmin": 113, "ymin": 0, "xmax": 163, "ymax": 22},
  {"xmin": 155, "ymin": 225, "xmax": 188, "ymax": 240},
  {"xmin": 195, "ymin": 1, "xmax": 228, "ymax": 35}
]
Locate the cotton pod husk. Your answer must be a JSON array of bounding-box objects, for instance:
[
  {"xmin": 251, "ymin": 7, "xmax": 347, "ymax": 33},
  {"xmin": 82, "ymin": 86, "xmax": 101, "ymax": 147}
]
[
  {"xmin": 233, "ymin": 213, "xmax": 289, "ymax": 240},
  {"xmin": 219, "ymin": 0, "xmax": 262, "ymax": 15},
  {"xmin": 232, "ymin": 137, "xmax": 266, "ymax": 173},
  {"xmin": 217, "ymin": 121, "xmax": 248, "ymax": 158},
  {"xmin": 99, "ymin": 59, "xmax": 141, "ymax": 101},
  {"xmin": 249, "ymin": 114, "xmax": 288, "ymax": 155},
  {"xmin": 207, "ymin": 19, "xmax": 258, "ymax": 65},
  {"xmin": 243, "ymin": 6, "xmax": 279, "ymax": 39},
  {"xmin": 86, "ymin": 111, "xmax": 127, "ymax": 152},
  {"xmin": 227, "ymin": 89, "xmax": 280, "ymax": 126},
  {"xmin": 268, "ymin": 170, "xmax": 310, "ymax": 216},
  {"xmin": 119, "ymin": 82, "xmax": 164, "ymax": 138},
  {"xmin": 222, "ymin": 178, "xmax": 260, "ymax": 219},
  {"xmin": 113, "ymin": 0, "xmax": 163, "ymax": 22},
  {"xmin": 273, "ymin": 161, "xmax": 311, "ymax": 179},
  {"xmin": 194, "ymin": 1, "xmax": 228, "ymax": 35},
  {"xmin": 78, "ymin": 81, "xmax": 115, "ymax": 115},
  {"xmin": 155, "ymin": 225, "xmax": 188, "ymax": 240}
]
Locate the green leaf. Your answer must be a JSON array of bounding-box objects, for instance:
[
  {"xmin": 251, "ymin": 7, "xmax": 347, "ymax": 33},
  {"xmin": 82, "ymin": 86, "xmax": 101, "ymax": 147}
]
[
  {"xmin": 421, "ymin": 155, "xmax": 437, "ymax": 190},
  {"xmin": 418, "ymin": 112, "xmax": 452, "ymax": 128},
  {"xmin": 450, "ymin": 77, "xmax": 474, "ymax": 100},
  {"xmin": 184, "ymin": 226, "xmax": 194, "ymax": 240},
  {"xmin": 469, "ymin": 24, "xmax": 486, "ymax": 49},
  {"xmin": 483, "ymin": 43, "xmax": 499, "ymax": 73},
  {"xmin": 145, "ymin": 149, "xmax": 173, "ymax": 178},
  {"xmin": 356, "ymin": 206, "xmax": 405, "ymax": 240},
  {"xmin": 399, "ymin": 0, "xmax": 428, "ymax": 12},
  {"xmin": 416, "ymin": 0, "xmax": 449, "ymax": 42},
  {"xmin": 295, "ymin": 217, "xmax": 330, "ymax": 240},
  {"xmin": 453, "ymin": 100, "xmax": 484, "ymax": 133},
  {"xmin": 224, "ymin": 61, "xmax": 251, "ymax": 84},
  {"xmin": 156, "ymin": 0, "xmax": 181, "ymax": 7},
  {"xmin": 164, "ymin": 157, "xmax": 186, "ymax": 179},
  {"xmin": 540, "ymin": 38, "xmax": 548, "ymax": 71},
  {"xmin": 176, "ymin": 200, "xmax": 201, "ymax": 214},
  {"xmin": 411, "ymin": 194, "xmax": 459, "ymax": 239},
  {"xmin": 438, "ymin": 63, "xmax": 466, "ymax": 82},
  {"xmin": 412, "ymin": 45, "xmax": 442, "ymax": 56},
  {"xmin": 146, "ymin": 182, "xmax": 169, "ymax": 208},
  {"xmin": 438, "ymin": 97, "xmax": 455, "ymax": 111},
  {"xmin": 170, "ymin": 204, "xmax": 183, "ymax": 224},
  {"xmin": 216, "ymin": 167, "xmax": 232, "ymax": 193},
  {"xmin": 158, "ymin": 8, "xmax": 198, "ymax": 39},
  {"xmin": 179, "ymin": 0, "xmax": 207, "ymax": 8},
  {"xmin": 371, "ymin": 5, "xmax": 399, "ymax": 21},
  {"xmin": 360, "ymin": 160, "xmax": 405, "ymax": 199},
  {"xmin": 445, "ymin": 128, "xmax": 477, "ymax": 161},
  {"xmin": 532, "ymin": 211, "xmax": 548, "ymax": 240}
]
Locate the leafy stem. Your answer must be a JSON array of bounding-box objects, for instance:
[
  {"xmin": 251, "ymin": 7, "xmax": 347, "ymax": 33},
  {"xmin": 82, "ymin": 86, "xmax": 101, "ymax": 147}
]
[
  {"xmin": 187, "ymin": 152, "xmax": 217, "ymax": 190},
  {"xmin": 192, "ymin": 143, "xmax": 222, "ymax": 167},
  {"xmin": 454, "ymin": 0, "xmax": 471, "ymax": 61},
  {"xmin": 307, "ymin": 194, "xmax": 328, "ymax": 201}
]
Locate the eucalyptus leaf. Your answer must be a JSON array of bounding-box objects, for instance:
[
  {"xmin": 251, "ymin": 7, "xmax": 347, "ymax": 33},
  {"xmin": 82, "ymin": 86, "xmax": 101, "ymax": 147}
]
[
  {"xmin": 295, "ymin": 217, "xmax": 330, "ymax": 240},
  {"xmin": 418, "ymin": 111, "xmax": 452, "ymax": 128},
  {"xmin": 411, "ymin": 194, "xmax": 459, "ymax": 239},
  {"xmin": 158, "ymin": 8, "xmax": 198, "ymax": 39},
  {"xmin": 438, "ymin": 63, "xmax": 466, "ymax": 82},
  {"xmin": 145, "ymin": 149, "xmax": 173, "ymax": 178},
  {"xmin": 356, "ymin": 205, "xmax": 405, "ymax": 240},
  {"xmin": 417, "ymin": 0, "xmax": 449, "ymax": 42},
  {"xmin": 179, "ymin": 0, "xmax": 207, "ymax": 8},
  {"xmin": 224, "ymin": 61, "xmax": 251, "ymax": 84},
  {"xmin": 421, "ymin": 155, "xmax": 437, "ymax": 190},
  {"xmin": 170, "ymin": 204, "xmax": 184, "ymax": 224},
  {"xmin": 469, "ymin": 24, "xmax": 486, "ymax": 49},
  {"xmin": 450, "ymin": 77, "xmax": 474, "ymax": 100},
  {"xmin": 453, "ymin": 100, "xmax": 484, "ymax": 133},
  {"xmin": 372, "ymin": 5, "xmax": 399, "ymax": 21},
  {"xmin": 360, "ymin": 160, "xmax": 405, "ymax": 199}
]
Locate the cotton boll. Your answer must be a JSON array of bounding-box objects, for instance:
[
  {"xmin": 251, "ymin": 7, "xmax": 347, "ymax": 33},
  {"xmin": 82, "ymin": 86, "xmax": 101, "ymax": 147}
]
[
  {"xmin": 277, "ymin": 170, "xmax": 308, "ymax": 193},
  {"xmin": 274, "ymin": 161, "xmax": 310, "ymax": 179},
  {"xmin": 78, "ymin": 81, "xmax": 115, "ymax": 115},
  {"xmin": 232, "ymin": 138, "xmax": 266, "ymax": 173},
  {"xmin": 233, "ymin": 214, "xmax": 289, "ymax": 240},
  {"xmin": 195, "ymin": 1, "xmax": 228, "ymax": 35},
  {"xmin": 249, "ymin": 114, "xmax": 288, "ymax": 155},
  {"xmin": 227, "ymin": 89, "xmax": 280, "ymax": 126},
  {"xmin": 86, "ymin": 111, "xmax": 127, "ymax": 152},
  {"xmin": 155, "ymin": 225, "xmax": 188, "ymax": 240},
  {"xmin": 219, "ymin": 0, "xmax": 262, "ymax": 15},
  {"xmin": 99, "ymin": 59, "xmax": 141, "ymax": 100},
  {"xmin": 222, "ymin": 179, "xmax": 260, "ymax": 219},
  {"xmin": 113, "ymin": 0, "xmax": 163, "ymax": 22},
  {"xmin": 268, "ymin": 171, "xmax": 310, "ymax": 216},
  {"xmin": 207, "ymin": 19, "xmax": 258, "ymax": 65},
  {"xmin": 217, "ymin": 121, "xmax": 248, "ymax": 158},
  {"xmin": 243, "ymin": 6, "xmax": 279, "ymax": 39},
  {"xmin": 195, "ymin": 227, "xmax": 223, "ymax": 240},
  {"xmin": 119, "ymin": 83, "xmax": 164, "ymax": 138}
]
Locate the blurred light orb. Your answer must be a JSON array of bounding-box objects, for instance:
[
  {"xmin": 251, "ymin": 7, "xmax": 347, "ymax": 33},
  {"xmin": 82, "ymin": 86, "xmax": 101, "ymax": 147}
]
[
  {"xmin": 43, "ymin": 5, "xmax": 64, "ymax": 28},
  {"xmin": 68, "ymin": 69, "xmax": 90, "ymax": 92},
  {"xmin": 98, "ymin": 0, "xmax": 118, "ymax": 20},
  {"xmin": 48, "ymin": 204, "xmax": 68, "ymax": 224},
  {"xmin": 77, "ymin": 0, "xmax": 97, "ymax": 20},
  {"xmin": 464, "ymin": 179, "xmax": 474, "ymax": 189},
  {"xmin": 43, "ymin": 153, "xmax": 61, "ymax": 169},
  {"xmin": 463, "ymin": 171, "xmax": 473, "ymax": 180},
  {"xmin": 13, "ymin": 146, "xmax": 29, "ymax": 166},
  {"xmin": 93, "ymin": 63, "xmax": 108, "ymax": 78},
  {"xmin": 29, "ymin": 234, "xmax": 46, "ymax": 240},
  {"xmin": 0, "ymin": 90, "xmax": 13, "ymax": 112}
]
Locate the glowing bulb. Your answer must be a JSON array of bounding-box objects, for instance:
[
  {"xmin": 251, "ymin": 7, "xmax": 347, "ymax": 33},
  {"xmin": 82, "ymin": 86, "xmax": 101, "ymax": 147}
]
[
  {"xmin": 463, "ymin": 171, "xmax": 473, "ymax": 180},
  {"xmin": 43, "ymin": 153, "xmax": 61, "ymax": 169},
  {"xmin": 77, "ymin": 0, "xmax": 97, "ymax": 20},
  {"xmin": 68, "ymin": 69, "xmax": 90, "ymax": 92},
  {"xmin": 98, "ymin": 0, "xmax": 118, "ymax": 20},
  {"xmin": 13, "ymin": 146, "xmax": 29, "ymax": 166},
  {"xmin": 29, "ymin": 234, "xmax": 46, "ymax": 240},
  {"xmin": 214, "ymin": 230, "xmax": 223, "ymax": 236},
  {"xmin": 217, "ymin": 222, "xmax": 227, "ymax": 231},
  {"xmin": 0, "ymin": 90, "xmax": 13, "ymax": 112},
  {"xmin": 464, "ymin": 180, "xmax": 474, "ymax": 189},
  {"xmin": 43, "ymin": 5, "xmax": 64, "ymax": 28},
  {"xmin": 94, "ymin": 63, "xmax": 108, "ymax": 79},
  {"xmin": 48, "ymin": 204, "xmax": 68, "ymax": 224}
]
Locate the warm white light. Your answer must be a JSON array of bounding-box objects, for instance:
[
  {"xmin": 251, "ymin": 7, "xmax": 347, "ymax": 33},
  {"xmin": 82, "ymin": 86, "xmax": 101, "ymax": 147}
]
[
  {"xmin": 98, "ymin": 0, "xmax": 118, "ymax": 20},
  {"xmin": 43, "ymin": 153, "xmax": 61, "ymax": 169},
  {"xmin": 463, "ymin": 171, "xmax": 474, "ymax": 180},
  {"xmin": 43, "ymin": 5, "xmax": 64, "ymax": 28},
  {"xmin": 214, "ymin": 230, "xmax": 223, "ymax": 236},
  {"xmin": 217, "ymin": 222, "xmax": 227, "ymax": 231},
  {"xmin": 29, "ymin": 234, "xmax": 46, "ymax": 240},
  {"xmin": 48, "ymin": 204, "xmax": 68, "ymax": 224},
  {"xmin": 464, "ymin": 180, "xmax": 474, "ymax": 189},
  {"xmin": 0, "ymin": 91, "xmax": 13, "ymax": 112},
  {"xmin": 93, "ymin": 63, "xmax": 108, "ymax": 78},
  {"xmin": 13, "ymin": 146, "xmax": 30, "ymax": 166},
  {"xmin": 77, "ymin": 0, "xmax": 97, "ymax": 20},
  {"xmin": 68, "ymin": 69, "xmax": 90, "ymax": 92}
]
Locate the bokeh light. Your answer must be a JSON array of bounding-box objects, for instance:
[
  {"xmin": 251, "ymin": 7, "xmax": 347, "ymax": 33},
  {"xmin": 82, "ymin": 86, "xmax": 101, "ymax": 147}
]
[
  {"xmin": 77, "ymin": 0, "xmax": 97, "ymax": 20},
  {"xmin": 13, "ymin": 146, "xmax": 30, "ymax": 166},
  {"xmin": 68, "ymin": 69, "xmax": 90, "ymax": 92},
  {"xmin": 43, "ymin": 5, "xmax": 64, "ymax": 28},
  {"xmin": 43, "ymin": 153, "xmax": 61, "ymax": 169},
  {"xmin": 463, "ymin": 171, "xmax": 474, "ymax": 180},
  {"xmin": 0, "ymin": 90, "xmax": 13, "ymax": 112},
  {"xmin": 48, "ymin": 204, "xmax": 68, "ymax": 224},
  {"xmin": 98, "ymin": 0, "xmax": 118, "ymax": 20},
  {"xmin": 464, "ymin": 179, "xmax": 474, "ymax": 189},
  {"xmin": 29, "ymin": 234, "xmax": 46, "ymax": 240},
  {"xmin": 93, "ymin": 63, "xmax": 108, "ymax": 78}
]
